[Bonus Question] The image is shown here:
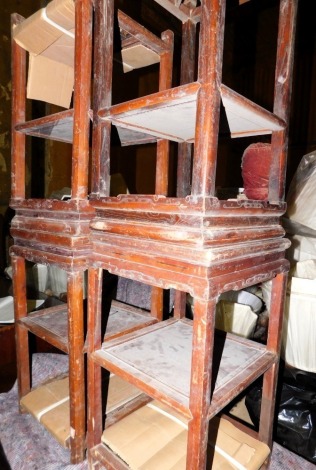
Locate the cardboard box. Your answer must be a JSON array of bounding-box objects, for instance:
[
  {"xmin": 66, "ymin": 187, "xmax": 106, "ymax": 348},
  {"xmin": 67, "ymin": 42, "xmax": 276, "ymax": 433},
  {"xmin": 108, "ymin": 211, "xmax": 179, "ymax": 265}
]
[
  {"xmin": 27, "ymin": 53, "xmax": 74, "ymax": 108},
  {"xmin": 13, "ymin": 0, "xmax": 75, "ymax": 55},
  {"xmin": 121, "ymin": 44, "xmax": 160, "ymax": 73},
  {"xmin": 13, "ymin": 0, "xmax": 75, "ymax": 108},
  {"xmin": 41, "ymin": 29, "xmax": 75, "ymax": 67},
  {"xmin": 20, "ymin": 375, "xmax": 143, "ymax": 448},
  {"xmin": 102, "ymin": 400, "xmax": 270, "ymax": 469},
  {"xmin": 20, "ymin": 376, "xmax": 69, "ymax": 420}
]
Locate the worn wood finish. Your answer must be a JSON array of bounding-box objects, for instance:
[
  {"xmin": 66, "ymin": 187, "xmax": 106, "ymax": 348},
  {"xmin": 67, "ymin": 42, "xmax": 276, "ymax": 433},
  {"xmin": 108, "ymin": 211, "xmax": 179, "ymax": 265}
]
[
  {"xmin": 118, "ymin": 9, "xmax": 171, "ymax": 54},
  {"xmin": 10, "ymin": 0, "xmax": 93, "ymax": 464},
  {"xmin": 11, "ymin": 255, "xmax": 30, "ymax": 400},
  {"xmin": 10, "ymin": 200, "xmax": 94, "ymax": 271},
  {"xmin": 174, "ymin": 15, "xmax": 195, "ymax": 339},
  {"xmin": 11, "ymin": 14, "xmax": 26, "ymax": 201},
  {"xmin": 67, "ymin": 270, "xmax": 86, "ymax": 461},
  {"xmin": 91, "ymin": 0, "xmax": 114, "ymax": 197},
  {"xmin": 72, "ymin": 0, "xmax": 93, "ymax": 200},
  {"xmin": 99, "ymin": 80, "xmax": 285, "ymax": 144},
  {"xmin": 19, "ymin": 305, "xmax": 70, "ymax": 353},
  {"xmin": 87, "ymin": 2, "xmax": 297, "ymax": 469},
  {"xmin": 259, "ymin": 272, "xmax": 288, "ymax": 448},
  {"xmin": 151, "ymin": 28, "xmax": 174, "ymax": 320},
  {"xmin": 177, "ymin": 19, "xmax": 196, "ymax": 198},
  {"xmin": 269, "ymin": 0, "xmax": 298, "ymax": 202},
  {"xmin": 187, "ymin": 298, "xmax": 216, "ymax": 469},
  {"xmin": 87, "ymin": 268, "xmax": 108, "ymax": 452},
  {"xmin": 192, "ymin": 0, "xmax": 225, "ymax": 197}
]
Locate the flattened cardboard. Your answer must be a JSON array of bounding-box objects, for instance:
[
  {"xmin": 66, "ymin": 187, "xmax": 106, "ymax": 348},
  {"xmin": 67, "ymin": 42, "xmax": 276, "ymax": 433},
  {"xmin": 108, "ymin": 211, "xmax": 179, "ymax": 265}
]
[
  {"xmin": 40, "ymin": 400, "xmax": 70, "ymax": 447},
  {"xmin": 13, "ymin": 0, "xmax": 75, "ymax": 108},
  {"xmin": 13, "ymin": 0, "xmax": 75, "ymax": 56},
  {"xmin": 121, "ymin": 44, "xmax": 160, "ymax": 73},
  {"xmin": 46, "ymin": 0, "xmax": 75, "ymax": 31},
  {"xmin": 27, "ymin": 54, "xmax": 74, "ymax": 108},
  {"xmin": 41, "ymin": 29, "xmax": 75, "ymax": 67},
  {"xmin": 20, "ymin": 376, "xmax": 69, "ymax": 420},
  {"xmin": 102, "ymin": 400, "xmax": 270, "ymax": 470},
  {"xmin": 20, "ymin": 375, "xmax": 143, "ymax": 448}
]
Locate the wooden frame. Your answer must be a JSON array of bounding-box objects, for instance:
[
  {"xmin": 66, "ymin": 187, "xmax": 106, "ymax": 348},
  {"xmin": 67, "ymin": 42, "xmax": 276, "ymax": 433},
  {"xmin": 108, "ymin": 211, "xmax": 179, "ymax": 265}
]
[
  {"xmin": 87, "ymin": 0, "xmax": 298, "ymax": 469},
  {"xmin": 10, "ymin": 0, "xmax": 94, "ymax": 463}
]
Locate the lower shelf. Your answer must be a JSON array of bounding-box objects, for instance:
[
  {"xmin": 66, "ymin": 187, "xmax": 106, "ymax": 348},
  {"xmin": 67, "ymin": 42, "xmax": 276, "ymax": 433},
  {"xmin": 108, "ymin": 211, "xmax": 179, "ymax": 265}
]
[
  {"xmin": 18, "ymin": 300, "xmax": 156, "ymax": 353},
  {"xmin": 89, "ymin": 399, "xmax": 270, "ymax": 470},
  {"xmin": 92, "ymin": 318, "xmax": 276, "ymax": 418}
]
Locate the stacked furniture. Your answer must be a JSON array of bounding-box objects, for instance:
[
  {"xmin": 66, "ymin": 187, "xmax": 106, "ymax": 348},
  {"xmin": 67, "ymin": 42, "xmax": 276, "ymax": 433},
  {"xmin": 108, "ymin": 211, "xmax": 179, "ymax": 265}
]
[{"xmin": 86, "ymin": 0, "xmax": 298, "ymax": 469}]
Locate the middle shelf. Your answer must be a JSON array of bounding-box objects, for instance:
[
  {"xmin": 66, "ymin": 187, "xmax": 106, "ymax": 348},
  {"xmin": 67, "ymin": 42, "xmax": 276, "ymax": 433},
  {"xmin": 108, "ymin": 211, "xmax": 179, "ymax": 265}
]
[{"xmin": 19, "ymin": 300, "xmax": 157, "ymax": 355}]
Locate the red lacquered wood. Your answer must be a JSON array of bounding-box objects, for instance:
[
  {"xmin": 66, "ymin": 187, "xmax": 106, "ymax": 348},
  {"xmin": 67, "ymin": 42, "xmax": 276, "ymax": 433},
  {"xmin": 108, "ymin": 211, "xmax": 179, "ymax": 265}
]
[
  {"xmin": 259, "ymin": 272, "xmax": 288, "ymax": 448},
  {"xmin": 72, "ymin": 0, "xmax": 93, "ymax": 199},
  {"xmin": 11, "ymin": 255, "xmax": 30, "ymax": 401},
  {"xmin": 151, "ymin": 28, "xmax": 174, "ymax": 320},
  {"xmin": 187, "ymin": 298, "xmax": 216, "ymax": 470},
  {"xmin": 269, "ymin": 0, "xmax": 298, "ymax": 202},
  {"xmin": 192, "ymin": 0, "xmax": 226, "ymax": 197},
  {"xmin": 67, "ymin": 270, "xmax": 86, "ymax": 463},
  {"xmin": 91, "ymin": 0, "xmax": 114, "ymax": 197},
  {"xmin": 177, "ymin": 18, "xmax": 196, "ymax": 198},
  {"xmin": 11, "ymin": 14, "xmax": 26, "ymax": 200},
  {"xmin": 87, "ymin": 268, "xmax": 103, "ymax": 451}
]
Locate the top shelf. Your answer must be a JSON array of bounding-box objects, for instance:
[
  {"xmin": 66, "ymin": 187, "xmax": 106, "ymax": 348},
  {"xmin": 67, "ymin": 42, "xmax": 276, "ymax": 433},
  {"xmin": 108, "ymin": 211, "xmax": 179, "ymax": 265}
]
[
  {"xmin": 99, "ymin": 82, "xmax": 285, "ymax": 144},
  {"xmin": 15, "ymin": 83, "xmax": 285, "ymax": 145},
  {"xmin": 15, "ymin": 109, "xmax": 75, "ymax": 144}
]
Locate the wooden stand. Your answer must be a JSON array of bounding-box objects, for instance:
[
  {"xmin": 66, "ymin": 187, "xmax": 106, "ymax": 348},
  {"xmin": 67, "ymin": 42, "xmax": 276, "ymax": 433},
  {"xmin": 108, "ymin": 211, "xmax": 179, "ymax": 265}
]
[
  {"xmin": 10, "ymin": 2, "xmax": 173, "ymax": 463},
  {"xmin": 10, "ymin": 2, "xmax": 93, "ymax": 461},
  {"xmin": 87, "ymin": 1, "xmax": 298, "ymax": 469}
]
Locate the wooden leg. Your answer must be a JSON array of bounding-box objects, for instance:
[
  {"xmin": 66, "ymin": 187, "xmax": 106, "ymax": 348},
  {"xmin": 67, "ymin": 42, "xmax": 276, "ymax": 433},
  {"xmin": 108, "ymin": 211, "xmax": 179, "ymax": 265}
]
[
  {"xmin": 173, "ymin": 291, "xmax": 187, "ymax": 319},
  {"xmin": 259, "ymin": 271, "xmax": 288, "ymax": 448},
  {"xmin": 151, "ymin": 286, "xmax": 164, "ymax": 321},
  {"xmin": 187, "ymin": 297, "xmax": 217, "ymax": 470},
  {"xmin": 11, "ymin": 255, "xmax": 30, "ymax": 403},
  {"xmin": 87, "ymin": 267, "xmax": 103, "ymax": 453},
  {"xmin": 67, "ymin": 270, "xmax": 86, "ymax": 463}
]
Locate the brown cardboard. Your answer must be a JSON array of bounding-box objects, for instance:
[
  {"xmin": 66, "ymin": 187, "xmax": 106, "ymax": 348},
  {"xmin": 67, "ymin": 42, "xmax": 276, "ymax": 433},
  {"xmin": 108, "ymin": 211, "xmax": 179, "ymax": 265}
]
[
  {"xmin": 41, "ymin": 29, "xmax": 75, "ymax": 67},
  {"xmin": 102, "ymin": 400, "xmax": 270, "ymax": 470},
  {"xmin": 13, "ymin": 0, "xmax": 75, "ymax": 108},
  {"xmin": 40, "ymin": 400, "xmax": 70, "ymax": 447},
  {"xmin": 121, "ymin": 44, "xmax": 160, "ymax": 73},
  {"xmin": 27, "ymin": 54, "xmax": 74, "ymax": 108},
  {"xmin": 46, "ymin": 0, "xmax": 75, "ymax": 31},
  {"xmin": 13, "ymin": 0, "xmax": 75, "ymax": 56},
  {"xmin": 20, "ymin": 375, "xmax": 143, "ymax": 448},
  {"xmin": 20, "ymin": 376, "xmax": 69, "ymax": 419}
]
